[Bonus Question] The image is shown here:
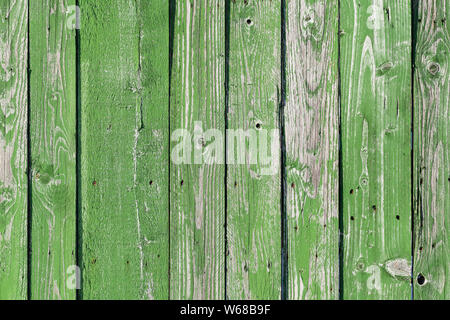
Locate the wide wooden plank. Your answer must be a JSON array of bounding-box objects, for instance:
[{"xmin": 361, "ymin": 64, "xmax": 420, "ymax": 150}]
[
  {"xmin": 29, "ymin": 0, "xmax": 76, "ymax": 300},
  {"xmin": 80, "ymin": 0, "xmax": 169, "ymax": 299},
  {"xmin": 285, "ymin": 0, "xmax": 339, "ymax": 300},
  {"xmin": 413, "ymin": 0, "xmax": 449, "ymax": 300},
  {"xmin": 170, "ymin": 0, "xmax": 225, "ymax": 300},
  {"xmin": 341, "ymin": 0, "xmax": 412, "ymax": 299},
  {"xmin": 0, "ymin": 0, "xmax": 28, "ymax": 300},
  {"xmin": 227, "ymin": 0, "xmax": 282, "ymax": 299}
]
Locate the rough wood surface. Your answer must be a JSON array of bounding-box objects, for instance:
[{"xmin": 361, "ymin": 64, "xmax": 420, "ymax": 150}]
[
  {"xmin": 29, "ymin": 0, "xmax": 76, "ymax": 300},
  {"xmin": 413, "ymin": 0, "xmax": 449, "ymax": 300},
  {"xmin": 80, "ymin": 0, "xmax": 169, "ymax": 299},
  {"xmin": 169, "ymin": 0, "xmax": 225, "ymax": 300},
  {"xmin": 2, "ymin": 0, "xmax": 450, "ymax": 301},
  {"xmin": 341, "ymin": 0, "xmax": 412, "ymax": 299},
  {"xmin": 227, "ymin": 0, "xmax": 282, "ymax": 299},
  {"xmin": 285, "ymin": 0, "xmax": 339, "ymax": 300},
  {"xmin": 0, "ymin": 0, "xmax": 28, "ymax": 300}
]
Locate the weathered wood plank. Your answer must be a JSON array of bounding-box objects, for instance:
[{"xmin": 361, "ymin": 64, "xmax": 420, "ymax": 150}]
[
  {"xmin": 0, "ymin": 0, "xmax": 28, "ymax": 300},
  {"xmin": 29, "ymin": 0, "xmax": 76, "ymax": 300},
  {"xmin": 285, "ymin": 0, "xmax": 339, "ymax": 300},
  {"xmin": 227, "ymin": 0, "xmax": 281, "ymax": 299},
  {"xmin": 341, "ymin": 0, "xmax": 412, "ymax": 299},
  {"xmin": 413, "ymin": 0, "xmax": 449, "ymax": 300},
  {"xmin": 80, "ymin": 0, "xmax": 169, "ymax": 299},
  {"xmin": 170, "ymin": 0, "xmax": 225, "ymax": 300}
]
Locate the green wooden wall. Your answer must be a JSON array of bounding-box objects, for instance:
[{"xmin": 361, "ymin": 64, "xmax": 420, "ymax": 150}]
[{"xmin": 0, "ymin": 0, "xmax": 448, "ymax": 300}]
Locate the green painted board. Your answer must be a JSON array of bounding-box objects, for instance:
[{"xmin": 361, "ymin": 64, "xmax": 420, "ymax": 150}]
[
  {"xmin": 341, "ymin": 0, "xmax": 412, "ymax": 299},
  {"xmin": 227, "ymin": 0, "xmax": 281, "ymax": 299},
  {"xmin": 169, "ymin": 0, "xmax": 225, "ymax": 300},
  {"xmin": 413, "ymin": 0, "xmax": 449, "ymax": 300},
  {"xmin": 80, "ymin": 0, "xmax": 169, "ymax": 299},
  {"xmin": 0, "ymin": 0, "xmax": 28, "ymax": 300},
  {"xmin": 285, "ymin": 0, "xmax": 339, "ymax": 300},
  {"xmin": 29, "ymin": 0, "xmax": 76, "ymax": 300}
]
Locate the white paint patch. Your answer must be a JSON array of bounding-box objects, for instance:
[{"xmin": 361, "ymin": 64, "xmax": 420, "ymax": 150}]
[
  {"xmin": 384, "ymin": 258, "xmax": 411, "ymax": 278},
  {"xmin": 366, "ymin": 265, "xmax": 381, "ymax": 295}
]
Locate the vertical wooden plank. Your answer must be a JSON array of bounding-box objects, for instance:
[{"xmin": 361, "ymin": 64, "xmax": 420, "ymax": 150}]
[
  {"xmin": 170, "ymin": 0, "xmax": 225, "ymax": 300},
  {"xmin": 413, "ymin": 0, "xmax": 449, "ymax": 300},
  {"xmin": 29, "ymin": 0, "xmax": 76, "ymax": 300},
  {"xmin": 285, "ymin": 0, "xmax": 339, "ymax": 300},
  {"xmin": 341, "ymin": 0, "xmax": 412, "ymax": 299},
  {"xmin": 227, "ymin": 0, "xmax": 281, "ymax": 299},
  {"xmin": 0, "ymin": 0, "xmax": 28, "ymax": 299},
  {"xmin": 81, "ymin": 0, "xmax": 169, "ymax": 299}
]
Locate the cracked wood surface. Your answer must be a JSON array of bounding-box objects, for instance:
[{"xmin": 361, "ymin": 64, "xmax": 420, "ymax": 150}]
[
  {"xmin": 29, "ymin": 0, "xmax": 76, "ymax": 300},
  {"xmin": 170, "ymin": 0, "xmax": 225, "ymax": 299},
  {"xmin": 285, "ymin": 0, "xmax": 340, "ymax": 300},
  {"xmin": 80, "ymin": 0, "xmax": 169, "ymax": 299},
  {"xmin": 227, "ymin": 0, "xmax": 282, "ymax": 299},
  {"xmin": 0, "ymin": 0, "xmax": 449, "ymax": 300},
  {"xmin": 413, "ymin": 0, "xmax": 449, "ymax": 300},
  {"xmin": 0, "ymin": 0, "xmax": 28, "ymax": 300}
]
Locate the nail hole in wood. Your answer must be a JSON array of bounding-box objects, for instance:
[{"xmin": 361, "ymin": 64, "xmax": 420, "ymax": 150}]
[{"xmin": 417, "ymin": 273, "xmax": 426, "ymax": 285}]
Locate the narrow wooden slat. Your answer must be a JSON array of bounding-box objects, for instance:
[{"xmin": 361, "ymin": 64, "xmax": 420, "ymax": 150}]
[
  {"xmin": 170, "ymin": 0, "xmax": 225, "ymax": 300},
  {"xmin": 285, "ymin": 0, "xmax": 339, "ymax": 300},
  {"xmin": 227, "ymin": 0, "xmax": 281, "ymax": 299},
  {"xmin": 80, "ymin": 0, "xmax": 169, "ymax": 299},
  {"xmin": 29, "ymin": 0, "xmax": 76, "ymax": 300},
  {"xmin": 0, "ymin": 0, "xmax": 28, "ymax": 299},
  {"xmin": 341, "ymin": 0, "xmax": 412, "ymax": 299},
  {"xmin": 413, "ymin": 0, "xmax": 449, "ymax": 299}
]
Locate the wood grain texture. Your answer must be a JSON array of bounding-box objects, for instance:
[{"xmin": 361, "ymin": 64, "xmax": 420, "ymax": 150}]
[
  {"xmin": 285, "ymin": 0, "xmax": 339, "ymax": 300},
  {"xmin": 0, "ymin": 0, "xmax": 28, "ymax": 300},
  {"xmin": 80, "ymin": 0, "xmax": 169, "ymax": 299},
  {"xmin": 227, "ymin": 0, "xmax": 281, "ymax": 299},
  {"xmin": 170, "ymin": 0, "xmax": 225, "ymax": 300},
  {"xmin": 413, "ymin": 0, "xmax": 449, "ymax": 300},
  {"xmin": 29, "ymin": 0, "xmax": 76, "ymax": 300},
  {"xmin": 341, "ymin": 0, "xmax": 412, "ymax": 299}
]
